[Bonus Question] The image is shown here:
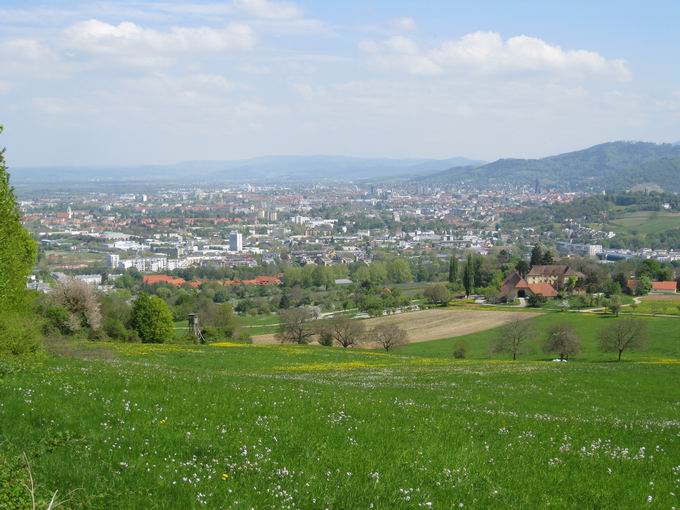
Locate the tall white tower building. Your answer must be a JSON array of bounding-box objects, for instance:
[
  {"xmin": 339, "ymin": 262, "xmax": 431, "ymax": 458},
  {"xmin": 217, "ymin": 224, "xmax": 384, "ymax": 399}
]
[{"xmin": 229, "ymin": 231, "xmax": 243, "ymax": 252}]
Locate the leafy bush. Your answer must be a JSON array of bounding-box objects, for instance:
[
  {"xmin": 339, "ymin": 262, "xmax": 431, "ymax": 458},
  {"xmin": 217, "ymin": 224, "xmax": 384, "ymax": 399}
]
[
  {"xmin": 104, "ymin": 317, "xmax": 129, "ymax": 341},
  {"xmin": 131, "ymin": 293, "xmax": 174, "ymax": 343},
  {"xmin": 527, "ymin": 294, "xmax": 547, "ymax": 308},
  {"xmin": 42, "ymin": 305, "xmax": 73, "ymax": 336},
  {"xmin": 0, "ymin": 312, "xmax": 43, "ymax": 363},
  {"xmin": 318, "ymin": 329, "xmax": 334, "ymax": 346}
]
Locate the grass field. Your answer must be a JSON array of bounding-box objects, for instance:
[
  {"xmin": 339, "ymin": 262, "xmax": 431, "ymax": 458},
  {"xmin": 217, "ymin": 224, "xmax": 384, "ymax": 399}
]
[
  {"xmin": 623, "ymin": 295, "xmax": 680, "ymax": 316},
  {"xmin": 608, "ymin": 210, "xmax": 680, "ymax": 235},
  {"xmin": 1, "ymin": 313, "xmax": 679, "ymax": 509},
  {"xmin": 238, "ymin": 313, "xmax": 281, "ymax": 336},
  {"xmin": 398, "ymin": 312, "xmax": 680, "ymax": 360}
]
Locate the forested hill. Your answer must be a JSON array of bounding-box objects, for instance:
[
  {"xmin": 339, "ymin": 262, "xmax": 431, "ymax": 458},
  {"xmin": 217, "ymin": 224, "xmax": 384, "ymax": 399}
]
[{"xmin": 418, "ymin": 141, "xmax": 680, "ymax": 192}]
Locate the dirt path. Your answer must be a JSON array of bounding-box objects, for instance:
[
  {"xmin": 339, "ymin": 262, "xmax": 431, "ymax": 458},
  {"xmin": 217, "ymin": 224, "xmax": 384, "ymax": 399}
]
[{"xmin": 252, "ymin": 308, "xmax": 541, "ymax": 346}]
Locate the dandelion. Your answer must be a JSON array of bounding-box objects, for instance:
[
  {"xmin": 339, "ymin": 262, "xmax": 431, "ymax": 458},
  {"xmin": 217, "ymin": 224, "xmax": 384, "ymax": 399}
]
[{"xmin": 221, "ymin": 473, "xmax": 229, "ymax": 481}]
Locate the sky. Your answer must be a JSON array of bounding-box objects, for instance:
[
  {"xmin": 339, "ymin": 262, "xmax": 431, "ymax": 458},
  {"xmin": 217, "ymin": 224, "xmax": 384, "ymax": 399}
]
[{"xmin": 1, "ymin": 0, "xmax": 680, "ymax": 167}]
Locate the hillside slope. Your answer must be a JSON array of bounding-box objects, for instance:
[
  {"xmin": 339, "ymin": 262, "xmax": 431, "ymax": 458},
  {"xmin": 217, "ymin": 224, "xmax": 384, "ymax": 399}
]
[{"xmin": 420, "ymin": 142, "xmax": 680, "ymax": 191}]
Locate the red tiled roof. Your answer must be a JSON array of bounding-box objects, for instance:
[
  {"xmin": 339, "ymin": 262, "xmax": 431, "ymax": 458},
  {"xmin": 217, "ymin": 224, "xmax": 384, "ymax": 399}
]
[
  {"xmin": 527, "ymin": 283, "xmax": 558, "ymax": 297},
  {"xmin": 143, "ymin": 275, "xmax": 186, "ymax": 286},
  {"xmin": 652, "ymin": 281, "xmax": 677, "ymax": 292},
  {"xmin": 223, "ymin": 275, "xmax": 282, "ymax": 286},
  {"xmin": 515, "ymin": 278, "xmax": 530, "ymax": 289}
]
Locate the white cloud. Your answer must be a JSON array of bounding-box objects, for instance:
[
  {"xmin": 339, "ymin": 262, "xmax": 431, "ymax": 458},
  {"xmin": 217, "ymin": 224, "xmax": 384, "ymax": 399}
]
[
  {"xmin": 392, "ymin": 17, "xmax": 416, "ymax": 32},
  {"xmin": 32, "ymin": 97, "xmax": 98, "ymax": 115},
  {"xmin": 232, "ymin": 0, "xmax": 302, "ymax": 20},
  {"xmin": 3, "ymin": 38, "xmax": 55, "ymax": 60},
  {"xmin": 361, "ymin": 31, "xmax": 631, "ymax": 80},
  {"xmin": 62, "ymin": 19, "xmax": 257, "ymax": 55},
  {"xmin": 0, "ymin": 80, "xmax": 12, "ymax": 94},
  {"xmin": 360, "ymin": 36, "xmax": 441, "ymax": 76}
]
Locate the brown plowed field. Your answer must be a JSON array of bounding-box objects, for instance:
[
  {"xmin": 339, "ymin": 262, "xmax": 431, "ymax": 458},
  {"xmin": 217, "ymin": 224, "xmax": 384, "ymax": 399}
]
[{"xmin": 253, "ymin": 308, "xmax": 541, "ymax": 346}]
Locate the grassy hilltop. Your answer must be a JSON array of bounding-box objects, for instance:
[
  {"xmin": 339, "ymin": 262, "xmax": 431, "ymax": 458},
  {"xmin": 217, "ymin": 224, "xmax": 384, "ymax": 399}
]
[{"xmin": 1, "ymin": 311, "xmax": 679, "ymax": 509}]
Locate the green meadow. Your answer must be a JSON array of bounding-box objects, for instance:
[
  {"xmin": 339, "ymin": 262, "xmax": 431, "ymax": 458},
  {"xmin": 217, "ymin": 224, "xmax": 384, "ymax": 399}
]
[
  {"xmin": 1, "ymin": 312, "xmax": 679, "ymax": 509},
  {"xmin": 238, "ymin": 313, "xmax": 281, "ymax": 335},
  {"xmin": 399, "ymin": 312, "xmax": 680, "ymax": 360},
  {"xmin": 608, "ymin": 210, "xmax": 680, "ymax": 235}
]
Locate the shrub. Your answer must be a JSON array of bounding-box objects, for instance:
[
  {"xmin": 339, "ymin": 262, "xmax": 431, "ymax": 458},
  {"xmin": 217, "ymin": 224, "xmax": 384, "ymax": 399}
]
[
  {"xmin": 50, "ymin": 279, "xmax": 102, "ymax": 334},
  {"xmin": 453, "ymin": 341, "xmax": 467, "ymax": 359},
  {"xmin": 104, "ymin": 318, "xmax": 129, "ymax": 341},
  {"xmin": 423, "ymin": 284, "xmax": 451, "ymax": 305},
  {"xmin": 43, "ymin": 306, "xmax": 73, "ymax": 336},
  {"xmin": 527, "ymin": 294, "xmax": 547, "ymax": 308},
  {"xmin": 318, "ymin": 329, "xmax": 334, "ymax": 346},
  {"xmin": 0, "ymin": 312, "xmax": 43, "ymax": 362}
]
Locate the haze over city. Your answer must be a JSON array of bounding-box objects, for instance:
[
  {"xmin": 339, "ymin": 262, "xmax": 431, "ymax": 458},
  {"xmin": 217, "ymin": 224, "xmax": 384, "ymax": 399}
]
[{"xmin": 2, "ymin": 0, "xmax": 680, "ymax": 166}]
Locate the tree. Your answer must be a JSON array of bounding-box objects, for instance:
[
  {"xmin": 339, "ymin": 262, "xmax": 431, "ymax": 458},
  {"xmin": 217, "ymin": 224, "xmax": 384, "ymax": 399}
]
[
  {"xmin": 530, "ymin": 245, "xmax": 543, "ymax": 268},
  {"xmin": 352, "ymin": 264, "xmax": 372, "ymax": 288},
  {"xmin": 369, "ymin": 262, "xmax": 388, "ymax": 286},
  {"xmin": 199, "ymin": 302, "xmax": 238, "ymax": 340},
  {"xmin": 387, "ymin": 258, "xmax": 413, "ymax": 284},
  {"xmin": 0, "ymin": 125, "xmax": 37, "ymax": 311},
  {"xmin": 448, "ymin": 255, "xmax": 459, "ymax": 284},
  {"xmin": 564, "ymin": 276, "xmax": 578, "ymax": 295},
  {"xmin": 493, "ymin": 318, "xmax": 535, "ymax": 360},
  {"xmin": 598, "ymin": 319, "xmax": 647, "ymax": 361},
  {"xmin": 276, "ymin": 307, "xmax": 316, "ymax": 344},
  {"xmin": 473, "ymin": 256, "xmax": 483, "ymax": 288},
  {"xmin": 515, "ymin": 260, "xmax": 530, "ymax": 278},
  {"xmin": 635, "ymin": 276, "xmax": 652, "ymax": 296},
  {"xmin": 423, "ymin": 284, "xmax": 450, "ymax": 305},
  {"xmin": 312, "ymin": 265, "xmax": 334, "ymax": 289},
  {"xmin": 637, "ymin": 259, "xmax": 661, "ymax": 280},
  {"xmin": 543, "ymin": 323, "xmax": 581, "ymax": 361},
  {"xmin": 607, "ymin": 294, "xmax": 622, "ymax": 317},
  {"xmin": 360, "ymin": 294, "xmax": 384, "ymax": 317},
  {"xmin": 541, "ymin": 250, "xmax": 555, "ymax": 265},
  {"xmin": 323, "ymin": 316, "xmax": 365, "ymax": 348},
  {"xmin": 462, "ymin": 254, "xmax": 474, "ymax": 296},
  {"xmin": 371, "ymin": 323, "xmax": 408, "ymax": 352},
  {"xmin": 51, "ymin": 279, "xmax": 102, "ymax": 334},
  {"xmin": 131, "ymin": 293, "xmax": 174, "ymax": 343}
]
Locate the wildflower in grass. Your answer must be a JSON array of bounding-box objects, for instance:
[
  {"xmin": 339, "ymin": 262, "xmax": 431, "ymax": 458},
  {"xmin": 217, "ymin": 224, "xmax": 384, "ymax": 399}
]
[
  {"xmin": 221, "ymin": 473, "xmax": 229, "ymax": 481},
  {"xmin": 370, "ymin": 471, "xmax": 380, "ymax": 482}
]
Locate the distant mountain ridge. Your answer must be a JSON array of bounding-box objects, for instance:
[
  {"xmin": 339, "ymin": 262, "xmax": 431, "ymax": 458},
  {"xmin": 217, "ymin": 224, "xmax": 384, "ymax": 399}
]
[
  {"xmin": 11, "ymin": 155, "xmax": 485, "ymax": 184},
  {"xmin": 12, "ymin": 142, "xmax": 680, "ymax": 191},
  {"xmin": 419, "ymin": 141, "xmax": 680, "ymax": 192}
]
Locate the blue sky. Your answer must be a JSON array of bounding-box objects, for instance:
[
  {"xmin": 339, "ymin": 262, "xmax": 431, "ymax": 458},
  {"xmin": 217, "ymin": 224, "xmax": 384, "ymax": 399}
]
[{"xmin": 1, "ymin": 0, "xmax": 679, "ymax": 166}]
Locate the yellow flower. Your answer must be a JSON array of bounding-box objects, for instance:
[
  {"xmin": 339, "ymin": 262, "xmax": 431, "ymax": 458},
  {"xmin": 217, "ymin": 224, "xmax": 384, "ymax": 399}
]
[
  {"xmin": 221, "ymin": 473, "xmax": 229, "ymax": 481},
  {"xmin": 159, "ymin": 419, "xmax": 166, "ymax": 425}
]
